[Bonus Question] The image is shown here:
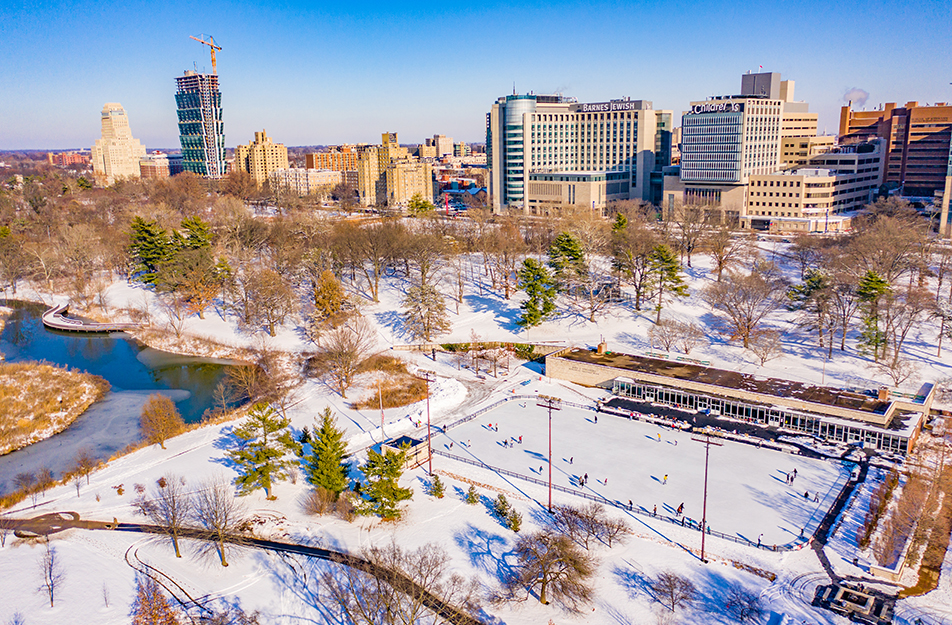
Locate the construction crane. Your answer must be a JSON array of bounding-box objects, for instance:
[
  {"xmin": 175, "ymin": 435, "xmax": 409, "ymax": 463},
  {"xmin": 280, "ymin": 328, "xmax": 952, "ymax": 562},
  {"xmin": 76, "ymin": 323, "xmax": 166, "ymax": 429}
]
[{"xmin": 189, "ymin": 35, "xmax": 221, "ymax": 74}]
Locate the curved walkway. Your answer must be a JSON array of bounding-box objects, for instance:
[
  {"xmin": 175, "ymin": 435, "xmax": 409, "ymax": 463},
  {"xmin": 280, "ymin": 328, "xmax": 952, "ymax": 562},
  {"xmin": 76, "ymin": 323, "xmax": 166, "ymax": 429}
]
[
  {"xmin": 41, "ymin": 303, "xmax": 136, "ymax": 333},
  {"xmin": 3, "ymin": 512, "xmax": 483, "ymax": 625}
]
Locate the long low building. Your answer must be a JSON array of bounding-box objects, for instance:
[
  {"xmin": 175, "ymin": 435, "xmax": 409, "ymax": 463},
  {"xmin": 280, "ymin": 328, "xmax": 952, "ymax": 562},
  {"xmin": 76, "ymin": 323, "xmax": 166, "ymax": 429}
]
[{"xmin": 545, "ymin": 346, "xmax": 930, "ymax": 454}]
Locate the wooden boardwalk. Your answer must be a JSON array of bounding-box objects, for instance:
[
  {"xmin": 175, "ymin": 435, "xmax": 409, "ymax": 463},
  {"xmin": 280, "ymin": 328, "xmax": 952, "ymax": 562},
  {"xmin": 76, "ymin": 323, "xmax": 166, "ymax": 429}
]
[{"xmin": 41, "ymin": 303, "xmax": 136, "ymax": 333}]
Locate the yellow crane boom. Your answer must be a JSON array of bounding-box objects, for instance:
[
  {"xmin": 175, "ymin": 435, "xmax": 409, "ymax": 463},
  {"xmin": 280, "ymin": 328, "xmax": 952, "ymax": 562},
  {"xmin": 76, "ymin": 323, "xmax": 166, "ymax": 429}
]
[{"xmin": 189, "ymin": 35, "xmax": 222, "ymax": 74}]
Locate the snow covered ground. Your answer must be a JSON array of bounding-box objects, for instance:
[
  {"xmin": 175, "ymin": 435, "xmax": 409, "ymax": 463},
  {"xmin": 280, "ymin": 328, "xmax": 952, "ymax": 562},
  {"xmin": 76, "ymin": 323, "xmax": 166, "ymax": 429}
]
[{"xmin": 3, "ymin": 239, "xmax": 952, "ymax": 623}]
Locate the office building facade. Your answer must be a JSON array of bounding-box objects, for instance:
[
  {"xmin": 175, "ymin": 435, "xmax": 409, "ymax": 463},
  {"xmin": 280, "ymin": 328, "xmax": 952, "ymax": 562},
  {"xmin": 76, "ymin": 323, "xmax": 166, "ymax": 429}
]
[
  {"xmin": 839, "ymin": 101, "xmax": 952, "ymax": 198},
  {"xmin": 91, "ymin": 103, "xmax": 146, "ymax": 185},
  {"xmin": 235, "ymin": 130, "xmax": 289, "ymax": 187},
  {"xmin": 175, "ymin": 70, "xmax": 225, "ymax": 178},
  {"xmin": 306, "ymin": 146, "xmax": 359, "ymax": 173},
  {"xmin": 270, "ymin": 168, "xmax": 342, "ymax": 196},
  {"xmin": 487, "ymin": 94, "xmax": 672, "ymax": 213}
]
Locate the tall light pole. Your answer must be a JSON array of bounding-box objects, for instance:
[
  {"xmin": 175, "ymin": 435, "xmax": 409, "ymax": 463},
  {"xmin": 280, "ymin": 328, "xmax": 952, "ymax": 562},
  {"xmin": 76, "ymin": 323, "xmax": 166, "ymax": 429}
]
[
  {"xmin": 691, "ymin": 432, "xmax": 722, "ymax": 563},
  {"xmin": 419, "ymin": 370, "xmax": 436, "ymax": 475},
  {"xmin": 537, "ymin": 395, "xmax": 562, "ymax": 513}
]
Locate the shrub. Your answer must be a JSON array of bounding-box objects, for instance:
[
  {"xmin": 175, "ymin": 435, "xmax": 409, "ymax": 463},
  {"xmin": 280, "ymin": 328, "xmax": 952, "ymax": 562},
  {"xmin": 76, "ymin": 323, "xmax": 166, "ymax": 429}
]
[{"xmin": 303, "ymin": 487, "xmax": 336, "ymax": 516}]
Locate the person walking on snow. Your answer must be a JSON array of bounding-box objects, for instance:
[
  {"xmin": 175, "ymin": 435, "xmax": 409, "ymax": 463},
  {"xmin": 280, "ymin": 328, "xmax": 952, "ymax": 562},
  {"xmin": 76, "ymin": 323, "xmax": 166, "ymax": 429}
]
[
  {"xmin": 652, "ymin": 504, "xmax": 657, "ymax": 516},
  {"xmin": 518, "ymin": 435, "xmax": 522, "ymax": 444},
  {"xmin": 569, "ymin": 456, "xmax": 573, "ymax": 464},
  {"xmin": 657, "ymin": 433, "xmax": 662, "ymax": 442},
  {"xmin": 594, "ymin": 415, "xmax": 598, "ymax": 424},
  {"xmin": 676, "ymin": 502, "xmax": 684, "ymax": 515}
]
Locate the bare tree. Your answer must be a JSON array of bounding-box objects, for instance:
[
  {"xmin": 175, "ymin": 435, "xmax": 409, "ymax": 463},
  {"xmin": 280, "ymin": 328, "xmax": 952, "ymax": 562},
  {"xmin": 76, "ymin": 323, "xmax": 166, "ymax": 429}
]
[
  {"xmin": 72, "ymin": 447, "xmax": 98, "ymax": 484},
  {"xmin": 648, "ymin": 320, "xmax": 679, "ymax": 352},
  {"xmin": 39, "ymin": 538, "xmax": 65, "ymax": 607},
  {"xmin": 0, "ymin": 515, "xmax": 13, "ymax": 547},
  {"xmin": 651, "ymin": 570, "xmax": 696, "ymax": 613},
  {"xmin": 674, "ymin": 321, "xmax": 706, "ymax": 355},
  {"xmin": 193, "ymin": 476, "xmax": 245, "ymax": 567},
  {"xmin": 724, "ymin": 583, "xmax": 765, "ymax": 623},
  {"xmin": 321, "ymin": 541, "xmax": 481, "ymax": 625},
  {"xmin": 317, "ymin": 317, "xmax": 377, "ymax": 398},
  {"xmin": 874, "ymin": 358, "xmax": 920, "ymax": 388},
  {"xmin": 703, "ymin": 266, "xmax": 785, "ymax": 349},
  {"xmin": 706, "ymin": 227, "xmax": 750, "ymax": 282},
  {"xmin": 140, "ymin": 394, "xmax": 185, "ymax": 450},
  {"xmin": 134, "ymin": 474, "xmax": 192, "ymax": 558},
  {"xmin": 505, "ymin": 531, "xmax": 596, "ymax": 609},
  {"xmin": 552, "ymin": 503, "xmax": 630, "ymax": 549},
  {"xmin": 749, "ymin": 328, "xmax": 783, "ymax": 366}
]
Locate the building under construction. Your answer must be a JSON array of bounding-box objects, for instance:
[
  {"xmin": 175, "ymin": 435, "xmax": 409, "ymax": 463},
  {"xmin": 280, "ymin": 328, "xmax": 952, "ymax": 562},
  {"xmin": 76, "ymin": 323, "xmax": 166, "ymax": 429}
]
[{"xmin": 175, "ymin": 70, "xmax": 225, "ymax": 178}]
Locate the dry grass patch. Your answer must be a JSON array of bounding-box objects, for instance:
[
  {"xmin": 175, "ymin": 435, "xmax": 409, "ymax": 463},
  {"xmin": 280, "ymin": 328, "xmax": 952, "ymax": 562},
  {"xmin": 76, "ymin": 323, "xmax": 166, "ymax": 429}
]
[
  {"xmin": 352, "ymin": 354, "xmax": 428, "ymax": 410},
  {"xmin": 0, "ymin": 362, "xmax": 109, "ymax": 455}
]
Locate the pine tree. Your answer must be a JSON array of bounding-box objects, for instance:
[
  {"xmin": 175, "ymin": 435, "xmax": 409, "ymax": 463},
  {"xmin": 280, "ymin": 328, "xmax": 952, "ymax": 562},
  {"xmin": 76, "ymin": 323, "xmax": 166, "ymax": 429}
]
[
  {"xmin": 547, "ymin": 232, "xmax": 586, "ymax": 288},
  {"xmin": 493, "ymin": 493, "xmax": 511, "ymax": 519},
  {"xmin": 312, "ymin": 269, "xmax": 347, "ymax": 326},
  {"xmin": 611, "ymin": 212, "xmax": 628, "ymax": 232},
  {"xmin": 131, "ymin": 575, "xmax": 180, "ymax": 625},
  {"xmin": 858, "ymin": 270, "xmax": 890, "ymax": 361},
  {"xmin": 407, "ymin": 193, "xmax": 436, "ymax": 217},
  {"xmin": 648, "ymin": 244, "xmax": 689, "ymax": 324},
  {"xmin": 402, "ymin": 283, "xmax": 451, "ymax": 342},
  {"xmin": 517, "ymin": 258, "xmax": 558, "ymax": 329},
  {"xmin": 465, "ymin": 484, "xmax": 478, "ymax": 505},
  {"xmin": 429, "ymin": 474, "xmax": 445, "ymax": 499},
  {"xmin": 129, "ymin": 216, "xmax": 172, "ymax": 284},
  {"xmin": 507, "ymin": 508, "xmax": 523, "ymax": 532},
  {"xmin": 302, "ymin": 407, "xmax": 350, "ymax": 496},
  {"xmin": 226, "ymin": 403, "xmax": 301, "ymax": 500},
  {"xmin": 358, "ymin": 447, "xmax": 413, "ymax": 519}
]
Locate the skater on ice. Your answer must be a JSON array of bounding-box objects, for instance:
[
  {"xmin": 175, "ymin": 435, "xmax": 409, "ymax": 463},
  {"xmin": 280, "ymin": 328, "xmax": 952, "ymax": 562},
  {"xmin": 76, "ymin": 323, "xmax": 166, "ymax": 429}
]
[{"xmin": 662, "ymin": 474, "xmax": 668, "ymax": 484}]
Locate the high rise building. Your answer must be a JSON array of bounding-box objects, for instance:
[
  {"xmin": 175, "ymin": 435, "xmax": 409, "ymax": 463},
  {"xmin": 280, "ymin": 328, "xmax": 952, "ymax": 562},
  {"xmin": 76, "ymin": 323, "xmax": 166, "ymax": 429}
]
[
  {"xmin": 175, "ymin": 70, "xmax": 225, "ymax": 178},
  {"xmin": 428, "ymin": 134, "xmax": 454, "ymax": 157},
  {"xmin": 235, "ymin": 130, "xmax": 289, "ymax": 187},
  {"xmin": 839, "ymin": 101, "xmax": 952, "ymax": 198},
  {"xmin": 487, "ymin": 93, "xmax": 672, "ymax": 214},
  {"xmin": 663, "ymin": 71, "xmax": 815, "ymax": 225},
  {"xmin": 139, "ymin": 152, "xmax": 172, "ymax": 179},
  {"xmin": 90, "ymin": 103, "xmax": 146, "ymax": 185},
  {"xmin": 270, "ymin": 168, "xmax": 342, "ymax": 196},
  {"xmin": 357, "ymin": 133, "xmax": 412, "ymax": 206}
]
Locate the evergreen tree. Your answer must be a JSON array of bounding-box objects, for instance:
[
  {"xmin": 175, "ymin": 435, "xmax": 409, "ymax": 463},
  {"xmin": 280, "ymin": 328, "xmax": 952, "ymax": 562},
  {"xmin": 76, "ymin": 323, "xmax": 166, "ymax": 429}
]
[
  {"xmin": 517, "ymin": 258, "xmax": 558, "ymax": 329},
  {"xmin": 301, "ymin": 407, "xmax": 350, "ymax": 496},
  {"xmin": 402, "ymin": 283, "xmax": 451, "ymax": 342},
  {"xmin": 648, "ymin": 244, "xmax": 689, "ymax": 324},
  {"xmin": 129, "ymin": 216, "xmax": 172, "ymax": 284},
  {"xmin": 171, "ymin": 216, "xmax": 212, "ymax": 250},
  {"xmin": 493, "ymin": 493, "xmax": 511, "ymax": 519},
  {"xmin": 857, "ymin": 270, "xmax": 891, "ymax": 361},
  {"xmin": 407, "ymin": 193, "xmax": 436, "ymax": 217},
  {"xmin": 227, "ymin": 403, "xmax": 301, "ymax": 500},
  {"xmin": 131, "ymin": 575, "xmax": 179, "ymax": 625},
  {"xmin": 358, "ymin": 447, "xmax": 412, "ymax": 519},
  {"xmin": 429, "ymin": 474, "xmax": 445, "ymax": 498},
  {"xmin": 465, "ymin": 484, "xmax": 478, "ymax": 505},
  {"xmin": 547, "ymin": 232, "xmax": 586, "ymax": 288},
  {"xmin": 611, "ymin": 212, "xmax": 628, "ymax": 232},
  {"xmin": 507, "ymin": 508, "xmax": 523, "ymax": 532}
]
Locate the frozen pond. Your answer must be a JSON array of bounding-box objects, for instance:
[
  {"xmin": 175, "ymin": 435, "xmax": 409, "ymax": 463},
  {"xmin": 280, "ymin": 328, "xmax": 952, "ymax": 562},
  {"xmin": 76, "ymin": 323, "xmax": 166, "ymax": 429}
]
[{"xmin": 0, "ymin": 300, "xmax": 236, "ymax": 494}]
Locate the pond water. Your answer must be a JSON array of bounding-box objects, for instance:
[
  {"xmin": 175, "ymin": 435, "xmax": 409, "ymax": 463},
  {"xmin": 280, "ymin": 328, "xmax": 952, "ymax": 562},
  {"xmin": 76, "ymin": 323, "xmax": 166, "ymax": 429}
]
[{"xmin": 0, "ymin": 300, "xmax": 236, "ymax": 495}]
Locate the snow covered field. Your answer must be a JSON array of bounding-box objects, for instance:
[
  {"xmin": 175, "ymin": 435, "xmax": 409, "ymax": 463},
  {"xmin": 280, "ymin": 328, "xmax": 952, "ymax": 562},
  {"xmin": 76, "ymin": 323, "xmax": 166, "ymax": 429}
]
[{"xmin": 4, "ymin": 238, "xmax": 952, "ymax": 624}]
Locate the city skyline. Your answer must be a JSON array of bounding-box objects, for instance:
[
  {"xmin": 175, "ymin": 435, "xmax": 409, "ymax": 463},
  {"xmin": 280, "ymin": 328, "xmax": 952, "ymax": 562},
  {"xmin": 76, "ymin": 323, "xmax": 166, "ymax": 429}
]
[{"xmin": 2, "ymin": 0, "xmax": 950, "ymax": 150}]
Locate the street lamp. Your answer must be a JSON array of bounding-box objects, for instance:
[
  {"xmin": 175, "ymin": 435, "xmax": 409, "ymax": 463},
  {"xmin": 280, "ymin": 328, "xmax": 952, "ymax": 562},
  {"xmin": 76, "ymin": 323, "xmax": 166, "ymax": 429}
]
[
  {"xmin": 691, "ymin": 432, "xmax": 722, "ymax": 563},
  {"xmin": 537, "ymin": 395, "xmax": 562, "ymax": 513},
  {"xmin": 419, "ymin": 369, "xmax": 436, "ymax": 475}
]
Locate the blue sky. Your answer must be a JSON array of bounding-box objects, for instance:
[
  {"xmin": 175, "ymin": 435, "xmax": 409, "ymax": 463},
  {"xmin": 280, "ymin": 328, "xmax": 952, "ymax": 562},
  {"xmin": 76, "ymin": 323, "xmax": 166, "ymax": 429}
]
[{"xmin": 1, "ymin": 0, "xmax": 950, "ymax": 150}]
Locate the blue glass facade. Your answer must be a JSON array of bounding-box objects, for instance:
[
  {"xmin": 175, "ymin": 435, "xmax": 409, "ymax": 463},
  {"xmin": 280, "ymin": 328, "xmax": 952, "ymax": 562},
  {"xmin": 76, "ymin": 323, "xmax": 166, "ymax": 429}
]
[{"xmin": 175, "ymin": 72, "xmax": 225, "ymax": 179}]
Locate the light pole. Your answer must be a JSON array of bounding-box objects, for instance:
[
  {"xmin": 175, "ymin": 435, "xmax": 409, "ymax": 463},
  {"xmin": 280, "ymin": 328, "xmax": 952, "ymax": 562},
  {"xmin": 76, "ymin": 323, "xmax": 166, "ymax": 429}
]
[
  {"xmin": 691, "ymin": 432, "xmax": 722, "ymax": 563},
  {"xmin": 378, "ymin": 379, "xmax": 386, "ymax": 442},
  {"xmin": 419, "ymin": 369, "xmax": 436, "ymax": 475},
  {"xmin": 537, "ymin": 395, "xmax": 562, "ymax": 513}
]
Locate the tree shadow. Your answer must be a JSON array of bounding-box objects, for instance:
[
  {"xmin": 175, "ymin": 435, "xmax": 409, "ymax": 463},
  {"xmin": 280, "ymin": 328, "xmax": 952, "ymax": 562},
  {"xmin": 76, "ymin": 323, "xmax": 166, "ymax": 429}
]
[{"xmin": 452, "ymin": 522, "xmax": 514, "ymax": 585}]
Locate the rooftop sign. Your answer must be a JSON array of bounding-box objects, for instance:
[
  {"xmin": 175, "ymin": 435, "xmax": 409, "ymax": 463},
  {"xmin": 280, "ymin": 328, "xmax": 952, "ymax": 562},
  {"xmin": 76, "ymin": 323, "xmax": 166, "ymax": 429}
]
[{"xmin": 687, "ymin": 101, "xmax": 745, "ymax": 115}]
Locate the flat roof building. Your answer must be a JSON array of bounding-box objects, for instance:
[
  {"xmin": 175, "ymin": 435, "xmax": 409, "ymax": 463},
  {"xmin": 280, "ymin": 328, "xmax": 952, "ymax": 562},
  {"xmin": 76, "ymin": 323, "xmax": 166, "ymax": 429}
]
[
  {"xmin": 235, "ymin": 130, "xmax": 289, "ymax": 187},
  {"xmin": 487, "ymin": 93, "xmax": 672, "ymax": 213},
  {"xmin": 546, "ymin": 346, "xmax": 929, "ymax": 454}
]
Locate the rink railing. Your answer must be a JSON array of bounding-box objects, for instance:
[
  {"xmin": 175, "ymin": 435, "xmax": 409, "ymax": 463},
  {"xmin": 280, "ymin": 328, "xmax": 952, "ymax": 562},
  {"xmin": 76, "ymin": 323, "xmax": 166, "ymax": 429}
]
[
  {"xmin": 443, "ymin": 394, "xmax": 596, "ymax": 432},
  {"xmin": 433, "ymin": 449, "xmax": 808, "ymax": 552}
]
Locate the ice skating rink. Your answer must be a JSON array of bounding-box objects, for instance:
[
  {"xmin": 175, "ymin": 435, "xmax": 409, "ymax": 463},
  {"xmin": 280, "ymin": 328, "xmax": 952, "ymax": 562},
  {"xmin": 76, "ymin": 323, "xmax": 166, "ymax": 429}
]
[{"xmin": 435, "ymin": 400, "xmax": 850, "ymax": 546}]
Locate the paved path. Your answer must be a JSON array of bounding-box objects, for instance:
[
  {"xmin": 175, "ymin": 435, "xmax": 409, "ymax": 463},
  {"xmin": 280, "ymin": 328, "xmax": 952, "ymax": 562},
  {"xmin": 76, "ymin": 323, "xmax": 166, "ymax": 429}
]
[{"xmin": 1, "ymin": 512, "xmax": 483, "ymax": 625}]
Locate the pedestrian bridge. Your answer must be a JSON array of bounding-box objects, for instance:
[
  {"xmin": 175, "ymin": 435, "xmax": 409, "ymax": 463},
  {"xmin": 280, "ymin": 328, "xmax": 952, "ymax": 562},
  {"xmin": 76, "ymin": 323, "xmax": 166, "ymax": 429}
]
[{"xmin": 41, "ymin": 303, "xmax": 136, "ymax": 333}]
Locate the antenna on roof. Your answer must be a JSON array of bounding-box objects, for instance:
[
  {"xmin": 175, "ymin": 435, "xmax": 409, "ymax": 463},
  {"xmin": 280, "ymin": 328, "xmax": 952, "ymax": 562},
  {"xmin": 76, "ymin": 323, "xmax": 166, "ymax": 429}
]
[{"xmin": 513, "ymin": 82, "xmax": 516, "ymax": 96}]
